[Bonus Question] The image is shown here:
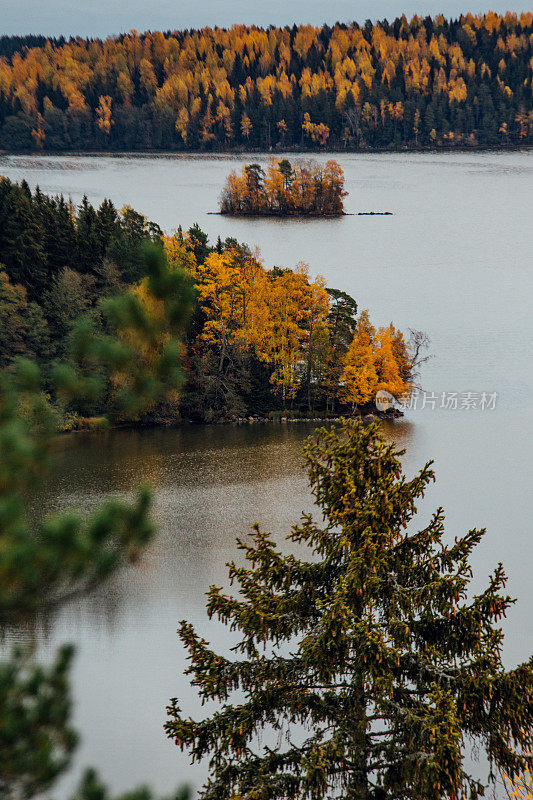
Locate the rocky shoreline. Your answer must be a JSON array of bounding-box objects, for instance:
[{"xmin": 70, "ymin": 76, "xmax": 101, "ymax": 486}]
[
  {"xmin": 212, "ymin": 407, "xmax": 404, "ymax": 425},
  {"xmin": 62, "ymin": 405, "xmax": 404, "ymax": 434}
]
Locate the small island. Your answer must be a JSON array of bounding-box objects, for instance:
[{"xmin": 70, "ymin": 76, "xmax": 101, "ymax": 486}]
[{"xmin": 219, "ymin": 158, "xmax": 347, "ymax": 217}]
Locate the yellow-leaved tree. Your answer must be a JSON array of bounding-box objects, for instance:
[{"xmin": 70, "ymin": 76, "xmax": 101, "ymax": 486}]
[
  {"xmin": 193, "ymin": 251, "xmax": 244, "ymax": 358},
  {"xmin": 162, "ymin": 230, "xmax": 197, "ymax": 273},
  {"xmin": 340, "ymin": 309, "xmax": 378, "ymax": 406},
  {"xmin": 375, "ymin": 324, "xmax": 411, "ymax": 399},
  {"xmin": 266, "ymin": 266, "xmax": 320, "ymax": 404}
]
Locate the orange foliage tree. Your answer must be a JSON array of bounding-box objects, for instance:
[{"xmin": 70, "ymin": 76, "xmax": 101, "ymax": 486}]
[
  {"xmin": 340, "ymin": 310, "xmax": 412, "ymax": 407},
  {"xmin": 161, "ymin": 233, "xmax": 415, "ymax": 417}
]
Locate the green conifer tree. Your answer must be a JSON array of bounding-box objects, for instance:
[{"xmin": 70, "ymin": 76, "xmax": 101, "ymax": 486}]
[
  {"xmin": 76, "ymin": 195, "xmax": 101, "ymax": 276},
  {"xmin": 1, "ymin": 244, "xmax": 194, "ymax": 798},
  {"xmin": 323, "ymin": 288, "xmax": 358, "ymax": 411},
  {"xmin": 167, "ymin": 419, "xmax": 533, "ymax": 800},
  {"xmin": 0, "ymin": 180, "xmax": 48, "ymax": 299}
]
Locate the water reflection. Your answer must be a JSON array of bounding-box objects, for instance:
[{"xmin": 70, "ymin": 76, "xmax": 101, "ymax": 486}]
[
  {"xmin": 19, "ymin": 412, "xmax": 530, "ymax": 800},
  {"xmin": 25, "ymin": 419, "xmax": 412, "ymax": 798}
]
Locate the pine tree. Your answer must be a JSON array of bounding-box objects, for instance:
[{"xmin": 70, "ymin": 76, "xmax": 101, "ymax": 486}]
[
  {"xmin": 186, "ymin": 223, "xmax": 211, "ymax": 265},
  {"xmin": 76, "ymin": 195, "xmax": 102, "ymax": 276},
  {"xmin": 0, "ymin": 181, "xmax": 48, "ymax": 300},
  {"xmin": 323, "ymin": 288, "xmax": 358, "ymax": 411},
  {"xmin": 1, "ymin": 244, "xmax": 194, "ymax": 798},
  {"xmin": 166, "ymin": 419, "xmax": 533, "ymax": 800},
  {"xmin": 49, "ymin": 195, "xmax": 78, "ymax": 275},
  {"xmin": 96, "ymin": 198, "xmax": 119, "ymax": 260}
]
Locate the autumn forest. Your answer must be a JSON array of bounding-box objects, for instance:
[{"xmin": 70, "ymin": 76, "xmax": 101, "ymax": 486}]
[
  {"xmin": 0, "ymin": 177, "xmax": 417, "ymax": 426},
  {"xmin": 0, "ymin": 12, "xmax": 532, "ymax": 152}
]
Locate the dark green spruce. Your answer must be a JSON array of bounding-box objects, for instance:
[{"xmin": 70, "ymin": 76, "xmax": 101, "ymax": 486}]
[{"xmin": 166, "ymin": 419, "xmax": 533, "ymax": 800}]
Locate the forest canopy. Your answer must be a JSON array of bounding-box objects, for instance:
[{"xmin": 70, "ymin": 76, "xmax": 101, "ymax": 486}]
[
  {"xmin": 220, "ymin": 159, "xmax": 346, "ymax": 215},
  {"xmin": 0, "ymin": 179, "xmax": 420, "ymax": 425},
  {"xmin": 0, "ymin": 12, "xmax": 532, "ymax": 152}
]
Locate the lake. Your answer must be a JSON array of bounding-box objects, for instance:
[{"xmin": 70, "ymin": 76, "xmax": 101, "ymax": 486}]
[{"xmin": 1, "ymin": 150, "xmax": 532, "ymax": 798}]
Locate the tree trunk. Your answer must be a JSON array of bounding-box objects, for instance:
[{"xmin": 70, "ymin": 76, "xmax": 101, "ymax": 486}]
[{"xmin": 346, "ymin": 675, "xmax": 369, "ymax": 800}]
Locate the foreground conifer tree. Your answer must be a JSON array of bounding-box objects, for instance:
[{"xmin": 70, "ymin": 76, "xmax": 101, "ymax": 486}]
[
  {"xmin": 1, "ymin": 244, "xmax": 193, "ymax": 799},
  {"xmin": 167, "ymin": 419, "xmax": 533, "ymax": 800}
]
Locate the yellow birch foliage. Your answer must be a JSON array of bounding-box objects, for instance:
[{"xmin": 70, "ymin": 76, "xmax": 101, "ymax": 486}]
[
  {"xmin": 340, "ymin": 309, "xmax": 378, "ymax": 405},
  {"xmin": 341, "ymin": 313, "xmax": 412, "ymax": 406},
  {"xmin": 267, "ymin": 266, "xmax": 317, "ymax": 401},
  {"xmin": 375, "ymin": 325, "xmax": 411, "ymax": 399},
  {"xmin": 193, "ymin": 252, "xmax": 244, "ymax": 354},
  {"xmin": 96, "ymin": 95, "xmax": 113, "ymax": 135}
]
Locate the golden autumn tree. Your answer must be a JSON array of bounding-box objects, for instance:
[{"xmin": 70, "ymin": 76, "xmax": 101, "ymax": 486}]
[
  {"xmin": 96, "ymin": 95, "xmax": 113, "ymax": 136},
  {"xmin": 193, "ymin": 251, "xmax": 244, "ymax": 357},
  {"xmin": 276, "ymin": 118, "xmax": 288, "ymax": 144},
  {"xmin": 107, "ymin": 244, "xmax": 192, "ymax": 420},
  {"xmin": 340, "ymin": 312, "xmax": 414, "ymax": 408},
  {"xmin": 176, "ymin": 108, "xmax": 189, "ymax": 144},
  {"xmin": 186, "ymin": 250, "xmax": 249, "ymax": 417},
  {"xmin": 302, "ymin": 112, "xmax": 330, "ymax": 146},
  {"xmin": 264, "ymin": 157, "xmax": 288, "ymax": 213},
  {"xmin": 340, "ymin": 309, "xmax": 378, "ymax": 406},
  {"xmin": 162, "ymin": 231, "xmax": 197, "ymax": 273},
  {"xmin": 322, "ymin": 159, "xmax": 347, "ymax": 214},
  {"xmin": 219, "ymin": 170, "xmax": 247, "ymax": 214},
  {"xmin": 375, "ymin": 325, "xmax": 410, "ymax": 399},
  {"xmin": 233, "ymin": 249, "xmax": 272, "ymax": 359},
  {"xmin": 413, "ymin": 108, "xmax": 421, "ymax": 143},
  {"xmin": 31, "ymin": 113, "xmax": 45, "ymax": 149},
  {"xmin": 240, "ymin": 113, "xmax": 253, "ymax": 139},
  {"xmin": 265, "ymin": 266, "xmax": 325, "ymax": 405}
]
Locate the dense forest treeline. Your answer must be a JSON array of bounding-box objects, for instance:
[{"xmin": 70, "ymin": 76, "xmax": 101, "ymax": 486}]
[
  {"xmin": 220, "ymin": 158, "xmax": 346, "ymax": 215},
  {"xmin": 0, "ymin": 178, "xmax": 420, "ymax": 426},
  {"xmin": 0, "ymin": 12, "xmax": 532, "ymax": 152}
]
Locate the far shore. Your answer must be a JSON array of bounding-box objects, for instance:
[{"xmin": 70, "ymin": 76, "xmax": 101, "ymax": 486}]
[{"xmin": 0, "ymin": 143, "xmax": 531, "ymax": 159}]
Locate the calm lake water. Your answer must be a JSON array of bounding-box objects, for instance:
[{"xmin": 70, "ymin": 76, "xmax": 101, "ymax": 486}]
[{"xmin": 1, "ymin": 150, "xmax": 532, "ymax": 798}]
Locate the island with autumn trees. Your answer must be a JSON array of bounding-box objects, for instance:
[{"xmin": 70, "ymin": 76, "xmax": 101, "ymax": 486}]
[
  {"xmin": 219, "ymin": 158, "xmax": 347, "ymax": 216},
  {"xmin": 0, "ymin": 177, "xmax": 426, "ymax": 427}
]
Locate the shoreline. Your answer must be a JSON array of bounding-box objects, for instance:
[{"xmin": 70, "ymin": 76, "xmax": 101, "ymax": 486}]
[
  {"xmin": 212, "ymin": 211, "xmax": 392, "ymax": 217},
  {"xmin": 60, "ymin": 406, "xmax": 404, "ymax": 435},
  {"xmin": 214, "ymin": 211, "xmax": 352, "ymax": 218},
  {"xmin": 0, "ymin": 143, "xmax": 531, "ymax": 159}
]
